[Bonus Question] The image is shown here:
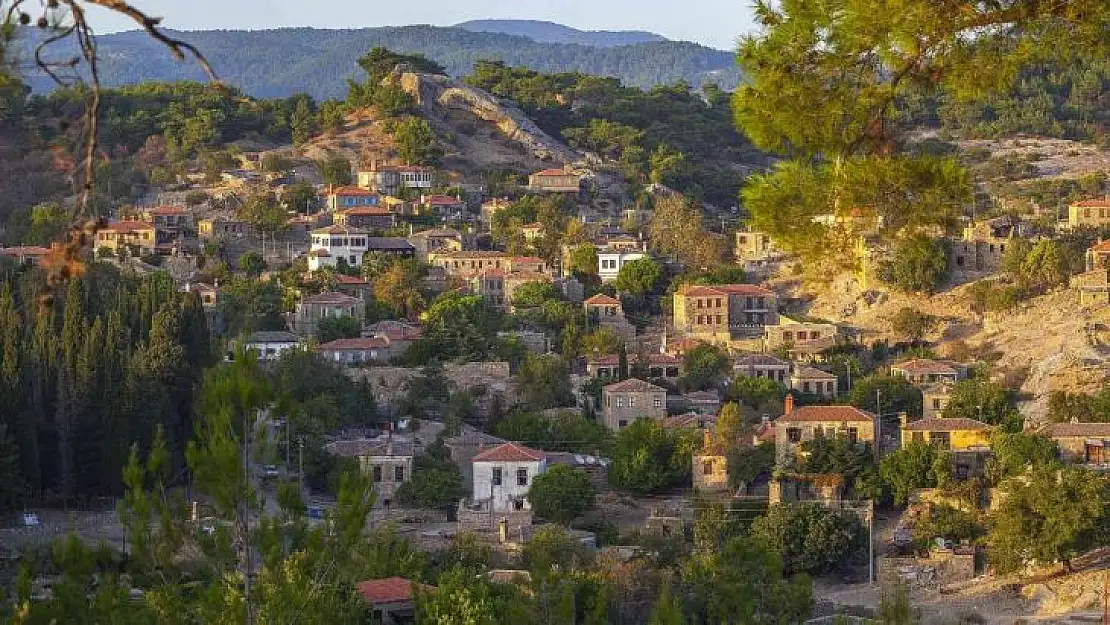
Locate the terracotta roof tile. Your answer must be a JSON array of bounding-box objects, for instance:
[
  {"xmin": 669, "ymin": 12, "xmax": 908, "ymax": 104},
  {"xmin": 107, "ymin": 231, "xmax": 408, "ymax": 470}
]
[
  {"xmin": 356, "ymin": 577, "xmax": 433, "ymax": 605},
  {"xmin": 777, "ymin": 406, "xmax": 875, "ymax": 424},
  {"xmin": 584, "ymin": 294, "xmax": 621, "ymax": 306},
  {"xmin": 473, "ymin": 442, "xmax": 546, "ymax": 463},
  {"xmin": 1074, "ymin": 199, "xmax": 1110, "ymax": 208},
  {"xmin": 1038, "ymin": 422, "xmax": 1110, "ymax": 438},
  {"xmin": 792, "ymin": 365, "xmax": 837, "ymax": 380},
  {"xmin": 318, "ymin": 337, "xmax": 389, "ymax": 351},
  {"xmin": 603, "ymin": 378, "xmax": 666, "ymax": 393}
]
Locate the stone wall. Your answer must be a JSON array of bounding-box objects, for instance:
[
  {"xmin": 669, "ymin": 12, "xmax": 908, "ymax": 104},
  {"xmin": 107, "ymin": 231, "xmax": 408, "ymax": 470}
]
[{"xmin": 877, "ymin": 550, "xmax": 975, "ymax": 588}]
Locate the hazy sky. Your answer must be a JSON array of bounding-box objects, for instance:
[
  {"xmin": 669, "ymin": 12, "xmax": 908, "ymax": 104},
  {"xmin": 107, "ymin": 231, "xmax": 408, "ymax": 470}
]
[{"xmin": 85, "ymin": 0, "xmax": 757, "ymax": 50}]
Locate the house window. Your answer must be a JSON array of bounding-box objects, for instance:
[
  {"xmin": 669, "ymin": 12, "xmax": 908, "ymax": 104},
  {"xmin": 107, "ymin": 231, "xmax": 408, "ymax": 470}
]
[
  {"xmin": 932, "ymin": 399, "xmax": 942, "ymax": 410},
  {"xmin": 783, "ymin": 332, "xmax": 793, "ymax": 341},
  {"xmin": 803, "ymin": 382, "xmax": 811, "ymax": 393},
  {"xmin": 787, "ymin": 427, "xmax": 802, "ymax": 443},
  {"xmin": 848, "ymin": 428, "xmax": 859, "ymax": 444},
  {"xmin": 912, "ymin": 432, "xmax": 925, "ymax": 444},
  {"xmin": 932, "ymin": 431, "xmax": 951, "ymax": 450},
  {"xmin": 629, "ymin": 395, "xmax": 637, "ymax": 408},
  {"xmin": 653, "ymin": 395, "xmax": 662, "ymax": 408},
  {"xmin": 618, "ymin": 420, "xmax": 628, "ymax": 429},
  {"xmin": 702, "ymin": 460, "xmax": 714, "ymax": 475},
  {"xmin": 492, "ymin": 467, "xmax": 502, "ymax": 486},
  {"xmin": 394, "ymin": 466, "xmax": 405, "ymax": 482},
  {"xmin": 513, "ymin": 499, "xmax": 525, "ymax": 511},
  {"xmin": 517, "ymin": 468, "xmax": 528, "ymax": 486},
  {"xmin": 372, "ymin": 466, "xmax": 382, "ymax": 482}
]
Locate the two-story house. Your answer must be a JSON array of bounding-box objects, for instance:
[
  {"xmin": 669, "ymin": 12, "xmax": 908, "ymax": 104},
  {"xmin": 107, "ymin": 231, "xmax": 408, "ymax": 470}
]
[
  {"xmin": 323, "ymin": 186, "xmax": 380, "ymax": 212},
  {"xmin": 408, "ymin": 227, "xmax": 465, "ymax": 262},
  {"xmin": 467, "ymin": 268, "xmax": 552, "ymax": 311},
  {"xmin": 357, "ymin": 164, "xmax": 433, "ymax": 196},
  {"xmin": 1068, "ymin": 199, "xmax": 1110, "ymax": 229},
  {"xmin": 317, "ymin": 336, "xmax": 391, "ymax": 365},
  {"xmin": 889, "ymin": 359, "xmax": 969, "ymax": 387},
  {"xmin": 241, "ymin": 331, "xmax": 302, "ymax": 362},
  {"xmin": 527, "ymin": 166, "xmax": 581, "ymax": 194},
  {"xmin": 294, "ymin": 291, "xmax": 365, "ymax": 337},
  {"xmin": 1037, "ymin": 421, "xmax": 1110, "ymax": 465},
  {"xmin": 1076, "ymin": 240, "xmax": 1110, "ymax": 306},
  {"xmin": 327, "ymin": 436, "xmax": 414, "ymax": 505},
  {"xmin": 693, "ymin": 430, "xmax": 729, "ymax": 493},
  {"xmin": 789, "ymin": 365, "xmax": 839, "ymax": 398},
  {"xmin": 95, "ymin": 221, "xmax": 158, "ymax": 257},
  {"xmin": 142, "ymin": 206, "xmax": 193, "ymax": 232},
  {"xmin": 471, "ymin": 442, "xmax": 548, "ymax": 512},
  {"xmin": 950, "ymin": 215, "xmax": 1032, "ymax": 275},
  {"xmin": 414, "ymin": 194, "xmax": 467, "ymax": 216},
  {"xmin": 773, "ymin": 397, "xmax": 877, "ymax": 467},
  {"xmin": 308, "ymin": 225, "xmax": 370, "ymax": 271},
  {"xmin": 601, "ymin": 378, "xmax": 668, "ymax": 431},
  {"xmin": 335, "ymin": 206, "xmax": 398, "ymax": 230},
  {"xmin": 198, "ymin": 216, "xmax": 253, "ymax": 241},
  {"xmin": 672, "ymin": 283, "xmax": 778, "ymax": 346},
  {"xmin": 597, "ymin": 246, "xmax": 647, "ymax": 282},
  {"xmin": 734, "ymin": 354, "xmax": 791, "ymax": 384},
  {"xmin": 900, "ymin": 415, "xmax": 992, "ymax": 477}
]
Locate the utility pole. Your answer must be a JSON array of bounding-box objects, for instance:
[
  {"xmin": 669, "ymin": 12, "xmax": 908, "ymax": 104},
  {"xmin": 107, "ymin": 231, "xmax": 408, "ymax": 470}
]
[
  {"xmin": 868, "ymin": 499, "xmax": 875, "ymax": 586},
  {"xmin": 242, "ymin": 409, "xmax": 254, "ymax": 625},
  {"xmin": 298, "ymin": 436, "xmax": 305, "ymax": 495}
]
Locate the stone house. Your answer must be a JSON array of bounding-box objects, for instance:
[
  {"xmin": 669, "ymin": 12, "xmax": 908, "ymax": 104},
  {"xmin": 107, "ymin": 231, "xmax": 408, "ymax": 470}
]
[
  {"xmin": 583, "ymin": 294, "xmax": 636, "ymax": 339},
  {"xmin": 769, "ymin": 473, "xmax": 846, "ymax": 505},
  {"xmin": 1076, "ymin": 240, "xmax": 1110, "ymax": 305},
  {"xmin": 672, "ymin": 283, "xmax": 778, "ymax": 346},
  {"xmin": 669, "ymin": 390, "xmax": 721, "ymax": 415},
  {"xmin": 693, "ymin": 430, "xmax": 729, "ymax": 493},
  {"xmin": 335, "ymin": 274, "xmax": 372, "ymax": 302},
  {"xmin": 601, "ymin": 378, "xmax": 668, "ymax": 431},
  {"xmin": 467, "ymin": 268, "xmax": 552, "ymax": 311},
  {"xmin": 789, "ymin": 365, "xmax": 838, "ymax": 398},
  {"xmin": 326, "ymin": 436, "xmax": 414, "ymax": 505},
  {"xmin": 773, "ymin": 397, "xmax": 877, "ymax": 467},
  {"xmin": 479, "ymin": 198, "xmax": 512, "ymax": 225},
  {"xmin": 184, "ymin": 283, "xmax": 219, "ymax": 308},
  {"xmin": 765, "ymin": 317, "xmax": 840, "ymax": 349},
  {"xmin": 141, "ymin": 206, "xmax": 193, "ymax": 232},
  {"xmin": 366, "ymin": 237, "xmax": 416, "ymax": 258},
  {"xmin": 922, "ymin": 382, "xmax": 955, "ymax": 419},
  {"xmin": 415, "ymin": 194, "xmax": 467, "ymax": 216},
  {"xmin": 1068, "ymin": 198, "xmax": 1110, "ymax": 229},
  {"xmin": 294, "ymin": 291, "xmax": 365, "ymax": 337},
  {"xmin": 950, "ymin": 216, "xmax": 1031, "ymax": 274},
  {"xmin": 1037, "ymin": 421, "xmax": 1110, "ymax": 465},
  {"xmin": 432, "ymin": 251, "xmax": 548, "ymax": 278},
  {"xmin": 198, "ymin": 216, "xmax": 252, "ymax": 241},
  {"xmin": 94, "ymin": 220, "xmax": 157, "ymax": 257},
  {"xmin": 890, "ymin": 359, "xmax": 969, "ymax": 387},
  {"xmin": 471, "ymin": 442, "xmax": 548, "ymax": 512},
  {"xmin": 528, "ymin": 166, "xmax": 581, "ymax": 194},
  {"xmin": 733, "ymin": 354, "xmax": 790, "ymax": 384},
  {"xmin": 365, "ymin": 320, "xmax": 423, "ymax": 356},
  {"xmin": 356, "ymin": 577, "xmax": 434, "ymax": 625},
  {"xmin": 407, "ymin": 227, "xmax": 466, "ymax": 262}
]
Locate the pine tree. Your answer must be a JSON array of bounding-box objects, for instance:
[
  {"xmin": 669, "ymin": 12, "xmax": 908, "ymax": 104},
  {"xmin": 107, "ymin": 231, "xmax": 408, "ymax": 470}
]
[
  {"xmin": 648, "ymin": 582, "xmax": 685, "ymax": 625},
  {"xmin": 290, "ymin": 98, "xmax": 315, "ymax": 146}
]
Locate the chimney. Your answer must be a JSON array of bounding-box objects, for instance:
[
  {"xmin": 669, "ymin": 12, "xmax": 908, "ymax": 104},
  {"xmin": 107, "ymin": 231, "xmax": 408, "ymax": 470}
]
[
  {"xmin": 784, "ymin": 394, "xmax": 794, "ymax": 415},
  {"xmin": 761, "ymin": 415, "xmax": 771, "ymax": 425},
  {"xmin": 703, "ymin": 429, "xmax": 713, "ymax": 450}
]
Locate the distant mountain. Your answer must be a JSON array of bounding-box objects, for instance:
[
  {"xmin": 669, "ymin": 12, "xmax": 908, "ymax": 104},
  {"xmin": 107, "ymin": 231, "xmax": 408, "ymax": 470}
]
[
  {"xmin": 21, "ymin": 26, "xmax": 740, "ymax": 100},
  {"xmin": 454, "ymin": 19, "xmax": 666, "ymax": 47}
]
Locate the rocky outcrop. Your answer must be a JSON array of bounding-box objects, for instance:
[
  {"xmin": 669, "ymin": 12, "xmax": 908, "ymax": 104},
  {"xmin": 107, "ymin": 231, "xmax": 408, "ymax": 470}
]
[{"xmin": 395, "ymin": 72, "xmax": 579, "ymax": 164}]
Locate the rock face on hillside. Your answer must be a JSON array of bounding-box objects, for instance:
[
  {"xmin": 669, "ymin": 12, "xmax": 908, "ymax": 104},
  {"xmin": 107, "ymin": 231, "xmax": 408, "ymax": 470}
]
[{"xmin": 395, "ymin": 71, "xmax": 580, "ymax": 164}]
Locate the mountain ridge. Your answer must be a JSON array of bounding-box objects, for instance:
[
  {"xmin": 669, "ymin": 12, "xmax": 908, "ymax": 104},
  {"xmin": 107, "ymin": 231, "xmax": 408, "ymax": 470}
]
[
  {"xmin": 454, "ymin": 19, "xmax": 668, "ymax": 47},
  {"xmin": 21, "ymin": 25, "xmax": 740, "ymax": 100}
]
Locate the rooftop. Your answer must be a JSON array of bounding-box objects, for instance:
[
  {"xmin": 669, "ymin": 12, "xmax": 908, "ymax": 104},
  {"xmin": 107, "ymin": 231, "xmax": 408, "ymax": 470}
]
[
  {"xmin": 677, "ymin": 283, "xmax": 773, "ymax": 297},
  {"xmin": 367, "ymin": 237, "xmax": 416, "ymax": 251},
  {"xmin": 318, "ymin": 337, "xmax": 390, "ymax": 351},
  {"xmin": 603, "ymin": 378, "xmax": 666, "ymax": 394},
  {"xmin": 246, "ymin": 331, "xmax": 300, "ymax": 344},
  {"xmin": 777, "ymin": 405, "xmax": 875, "ymax": 424},
  {"xmin": 103, "ymin": 220, "xmax": 155, "ymax": 233},
  {"xmin": 419, "ymin": 195, "xmax": 465, "ymax": 205},
  {"xmin": 327, "ymin": 436, "xmax": 415, "ymax": 458},
  {"xmin": 326, "ymin": 185, "xmax": 378, "ymax": 197},
  {"xmin": 473, "ymin": 441, "xmax": 546, "ymax": 463},
  {"xmin": 1091, "ymin": 240, "xmax": 1110, "ymax": 253},
  {"xmin": 533, "ymin": 168, "xmax": 578, "ymax": 177},
  {"xmin": 735, "ymin": 354, "xmax": 790, "ymax": 368},
  {"xmin": 1073, "ymin": 199, "xmax": 1110, "ymax": 208},
  {"xmin": 341, "ymin": 206, "xmax": 394, "ymax": 216},
  {"xmin": 312, "ymin": 225, "xmax": 371, "ymax": 236},
  {"xmin": 0, "ymin": 245, "xmax": 51, "ymax": 257},
  {"xmin": 902, "ymin": 417, "xmax": 992, "ymax": 432},
  {"xmin": 891, "ymin": 358, "xmax": 966, "ymax": 376},
  {"xmin": 302, "ymin": 291, "xmax": 362, "ymax": 306},
  {"xmin": 355, "ymin": 577, "xmax": 433, "ymax": 605},
  {"xmin": 584, "ymin": 294, "xmax": 621, "ymax": 306},
  {"xmin": 792, "ymin": 365, "xmax": 837, "ymax": 380},
  {"xmin": 366, "ymin": 320, "xmax": 422, "ymax": 341},
  {"xmin": 146, "ymin": 206, "xmax": 188, "ymax": 215},
  {"xmin": 335, "ymin": 274, "xmax": 369, "ymax": 285},
  {"xmin": 1038, "ymin": 422, "xmax": 1110, "ymax": 438}
]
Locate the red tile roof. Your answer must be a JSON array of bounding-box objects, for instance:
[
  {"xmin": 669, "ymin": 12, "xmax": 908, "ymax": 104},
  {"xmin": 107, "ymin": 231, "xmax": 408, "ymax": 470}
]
[
  {"xmin": 420, "ymin": 195, "xmax": 464, "ymax": 206},
  {"xmin": 318, "ymin": 337, "xmax": 389, "ymax": 350},
  {"xmin": 533, "ymin": 168, "xmax": 578, "ymax": 177},
  {"xmin": 366, "ymin": 320, "xmax": 422, "ymax": 341},
  {"xmin": 777, "ymin": 406, "xmax": 875, "ymax": 424},
  {"xmin": 512, "ymin": 256, "xmax": 544, "ymax": 264},
  {"xmin": 677, "ymin": 283, "xmax": 773, "ymax": 297},
  {"xmin": 1090, "ymin": 240, "xmax": 1110, "ymax": 253},
  {"xmin": 336, "ymin": 274, "xmax": 369, "ymax": 285},
  {"xmin": 584, "ymin": 294, "xmax": 620, "ymax": 306},
  {"xmin": 147, "ymin": 206, "xmax": 187, "ymax": 215},
  {"xmin": 356, "ymin": 577, "xmax": 433, "ymax": 605},
  {"xmin": 902, "ymin": 417, "xmax": 992, "ymax": 432},
  {"xmin": 302, "ymin": 291, "xmax": 362, "ymax": 306},
  {"xmin": 0, "ymin": 246, "xmax": 51, "ymax": 257},
  {"xmin": 326, "ymin": 186, "xmax": 378, "ymax": 197},
  {"xmin": 473, "ymin": 442, "xmax": 547, "ymax": 463},
  {"xmin": 792, "ymin": 365, "xmax": 837, "ymax": 380},
  {"xmin": 104, "ymin": 220, "xmax": 155, "ymax": 233},
  {"xmin": 365, "ymin": 165, "xmax": 430, "ymax": 173},
  {"xmin": 891, "ymin": 358, "xmax": 964, "ymax": 376},
  {"xmin": 342, "ymin": 206, "xmax": 394, "ymax": 216},
  {"xmin": 1074, "ymin": 199, "xmax": 1110, "ymax": 208},
  {"xmin": 312, "ymin": 225, "xmax": 370, "ymax": 235}
]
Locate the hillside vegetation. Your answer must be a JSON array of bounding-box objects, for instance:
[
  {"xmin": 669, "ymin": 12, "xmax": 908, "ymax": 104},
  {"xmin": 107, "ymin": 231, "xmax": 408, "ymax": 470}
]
[
  {"xmin": 454, "ymin": 19, "xmax": 667, "ymax": 47},
  {"xmin": 21, "ymin": 26, "xmax": 741, "ymax": 100}
]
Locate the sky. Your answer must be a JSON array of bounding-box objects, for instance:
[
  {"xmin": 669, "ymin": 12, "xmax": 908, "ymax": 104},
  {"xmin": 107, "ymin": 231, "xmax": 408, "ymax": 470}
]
[{"xmin": 85, "ymin": 0, "xmax": 757, "ymax": 50}]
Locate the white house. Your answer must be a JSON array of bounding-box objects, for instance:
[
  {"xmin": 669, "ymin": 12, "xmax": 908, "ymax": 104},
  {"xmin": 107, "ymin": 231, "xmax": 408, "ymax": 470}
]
[
  {"xmin": 241, "ymin": 331, "xmax": 302, "ymax": 362},
  {"xmin": 308, "ymin": 225, "xmax": 370, "ymax": 272},
  {"xmin": 597, "ymin": 246, "xmax": 647, "ymax": 282},
  {"xmin": 471, "ymin": 442, "xmax": 548, "ymax": 512}
]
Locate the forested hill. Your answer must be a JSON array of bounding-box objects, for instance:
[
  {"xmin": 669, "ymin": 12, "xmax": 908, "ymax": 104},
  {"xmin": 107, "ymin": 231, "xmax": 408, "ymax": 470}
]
[
  {"xmin": 25, "ymin": 26, "xmax": 739, "ymax": 100},
  {"xmin": 454, "ymin": 19, "xmax": 667, "ymax": 47}
]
